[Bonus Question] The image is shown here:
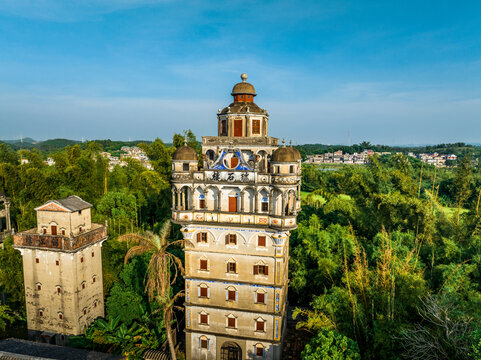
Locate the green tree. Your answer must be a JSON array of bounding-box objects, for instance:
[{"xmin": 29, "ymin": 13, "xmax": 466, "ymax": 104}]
[
  {"xmin": 119, "ymin": 220, "xmax": 185, "ymax": 360},
  {"xmin": 302, "ymin": 329, "xmax": 361, "ymax": 360}
]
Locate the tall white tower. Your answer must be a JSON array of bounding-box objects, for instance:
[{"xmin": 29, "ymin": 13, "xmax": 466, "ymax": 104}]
[{"xmin": 172, "ymin": 74, "xmax": 301, "ymax": 359}]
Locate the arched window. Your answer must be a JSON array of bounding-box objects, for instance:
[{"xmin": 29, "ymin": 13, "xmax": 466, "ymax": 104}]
[
  {"xmin": 199, "ymin": 283, "xmax": 209, "ymax": 298},
  {"xmin": 199, "ymin": 257, "xmax": 208, "ymax": 271},
  {"xmin": 255, "ymin": 289, "xmax": 266, "ymax": 304},
  {"xmin": 199, "ymin": 311, "xmax": 209, "ymax": 325},
  {"xmin": 56, "ymin": 285, "xmax": 62, "ymax": 294},
  {"xmin": 199, "ymin": 335, "xmax": 209, "ymax": 349},
  {"xmin": 36, "ymin": 282, "xmax": 42, "ymax": 291},
  {"xmin": 255, "ymin": 317, "xmax": 266, "ymax": 332},
  {"xmin": 58, "ymin": 312, "xmax": 63, "ymax": 320},
  {"xmin": 255, "ymin": 343, "xmax": 265, "ymax": 357},
  {"xmin": 226, "ymin": 286, "xmax": 237, "ymax": 301},
  {"xmin": 226, "ymin": 314, "xmax": 237, "ymax": 329}
]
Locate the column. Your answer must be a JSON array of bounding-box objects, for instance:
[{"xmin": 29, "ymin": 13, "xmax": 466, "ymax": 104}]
[
  {"xmin": 172, "ymin": 190, "xmax": 176, "ymax": 210},
  {"xmin": 217, "ymin": 190, "xmax": 222, "ymax": 211},
  {"xmin": 254, "ymin": 191, "xmax": 259, "ymax": 213},
  {"xmin": 240, "ymin": 191, "xmax": 245, "ymax": 212},
  {"xmin": 4, "ymin": 200, "xmax": 10, "ymax": 231},
  {"xmin": 281, "ymin": 192, "xmax": 286, "ymax": 216},
  {"xmin": 182, "ymin": 190, "xmax": 186, "ymax": 210},
  {"xmin": 177, "ymin": 190, "xmax": 181, "ymax": 210}
]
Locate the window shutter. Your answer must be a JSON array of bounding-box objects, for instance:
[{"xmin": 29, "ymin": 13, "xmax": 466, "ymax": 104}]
[
  {"xmin": 197, "ymin": 233, "xmax": 201, "ymax": 242},
  {"xmin": 227, "ymin": 263, "xmax": 229, "ymax": 273},
  {"xmin": 226, "ymin": 290, "xmax": 229, "ymax": 300},
  {"xmin": 235, "ymin": 291, "xmax": 238, "ymax": 301},
  {"xmin": 225, "ymin": 235, "xmax": 228, "ymax": 245},
  {"xmin": 254, "ymin": 265, "xmax": 259, "ymax": 275},
  {"xmin": 265, "ymin": 265, "xmax": 269, "ymax": 275},
  {"xmin": 207, "ymin": 288, "xmax": 210, "ymax": 298}
]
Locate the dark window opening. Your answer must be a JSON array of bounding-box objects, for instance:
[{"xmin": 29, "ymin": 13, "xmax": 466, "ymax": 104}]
[
  {"xmin": 227, "ymin": 262, "xmax": 237, "ymax": 273},
  {"xmin": 256, "ymin": 292, "xmax": 265, "ymax": 304},
  {"xmin": 261, "ymin": 202, "xmax": 269, "ymax": 212},
  {"xmin": 201, "ymin": 339, "xmax": 208, "ymax": 349},
  {"xmin": 200, "ymin": 286, "xmax": 208, "ymax": 298},
  {"xmin": 199, "ymin": 199, "xmax": 205, "ymax": 209},
  {"xmin": 258, "ymin": 236, "xmax": 266, "ymax": 247},
  {"xmin": 200, "ymin": 259, "xmax": 208, "ymax": 271},
  {"xmin": 256, "ymin": 321, "xmax": 265, "ymax": 332},
  {"xmin": 200, "ymin": 314, "xmax": 208, "ymax": 324},
  {"xmin": 256, "ymin": 346, "xmax": 264, "ymax": 356},
  {"xmin": 228, "ymin": 290, "xmax": 236, "ymax": 301},
  {"xmin": 183, "ymin": 163, "xmax": 190, "ymax": 171},
  {"xmin": 227, "ymin": 317, "xmax": 236, "ymax": 328}
]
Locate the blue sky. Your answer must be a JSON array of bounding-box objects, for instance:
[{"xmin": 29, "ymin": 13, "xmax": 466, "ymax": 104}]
[{"xmin": 1, "ymin": 0, "xmax": 480, "ymax": 144}]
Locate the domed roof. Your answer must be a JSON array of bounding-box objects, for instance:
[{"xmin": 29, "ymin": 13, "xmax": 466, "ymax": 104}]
[
  {"xmin": 231, "ymin": 73, "xmax": 256, "ymax": 96},
  {"xmin": 172, "ymin": 144, "xmax": 197, "ymax": 161},
  {"xmin": 271, "ymin": 141, "xmax": 301, "ymax": 163}
]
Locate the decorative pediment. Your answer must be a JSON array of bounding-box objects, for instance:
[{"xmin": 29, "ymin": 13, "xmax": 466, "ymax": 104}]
[{"xmin": 35, "ymin": 202, "xmax": 70, "ymax": 212}]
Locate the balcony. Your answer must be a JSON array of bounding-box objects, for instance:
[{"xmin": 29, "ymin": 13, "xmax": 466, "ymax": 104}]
[
  {"xmin": 172, "ymin": 209, "xmax": 297, "ymax": 230},
  {"xmin": 14, "ymin": 223, "xmax": 107, "ymax": 252}
]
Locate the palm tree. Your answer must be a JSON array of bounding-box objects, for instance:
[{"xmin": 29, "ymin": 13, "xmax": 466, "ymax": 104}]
[{"xmin": 118, "ymin": 220, "xmax": 186, "ymax": 360}]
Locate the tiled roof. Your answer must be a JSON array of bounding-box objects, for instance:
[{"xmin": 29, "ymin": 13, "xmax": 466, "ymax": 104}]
[{"xmin": 36, "ymin": 196, "xmax": 92, "ymax": 212}]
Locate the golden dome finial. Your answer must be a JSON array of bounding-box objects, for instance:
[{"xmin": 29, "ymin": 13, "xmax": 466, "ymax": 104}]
[{"xmin": 241, "ymin": 73, "xmax": 248, "ymax": 82}]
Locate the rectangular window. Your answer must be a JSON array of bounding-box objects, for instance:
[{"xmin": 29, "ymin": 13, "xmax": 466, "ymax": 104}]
[
  {"xmin": 200, "ymin": 287, "xmax": 208, "ymax": 298},
  {"xmin": 256, "ymin": 292, "xmax": 265, "ymax": 304},
  {"xmin": 200, "ymin": 259, "xmax": 208, "ymax": 271},
  {"xmin": 57, "ymin": 287, "xmax": 61, "ymax": 294},
  {"xmin": 61, "ymin": 229, "xmax": 65, "ymax": 236},
  {"xmin": 254, "ymin": 265, "xmax": 269, "ymax": 275},
  {"xmin": 201, "ymin": 339, "xmax": 208, "ymax": 349},
  {"xmin": 261, "ymin": 202, "xmax": 268, "ymax": 212},
  {"xmin": 59, "ymin": 314, "xmax": 63, "ymax": 320},
  {"xmin": 200, "ymin": 314, "xmax": 208, "ymax": 324},
  {"xmin": 39, "ymin": 310, "xmax": 43, "ymax": 317},
  {"xmin": 56, "ymin": 260, "xmax": 59, "ymax": 266},
  {"xmin": 92, "ymin": 251, "xmax": 95, "ymax": 257},
  {"xmin": 197, "ymin": 232, "xmax": 207, "ymax": 243},
  {"xmin": 226, "ymin": 234, "xmax": 237, "ymax": 245},
  {"xmin": 83, "ymin": 309, "xmax": 87, "ymax": 315},
  {"xmin": 183, "ymin": 163, "xmax": 190, "ymax": 171},
  {"xmin": 81, "ymin": 257, "xmax": 84, "ymax": 263},
  {"xmin": 228, "ymin": 317, "xmax": 236, "ymax": 328},
  {"xmin": 37, "ymin": 284, "xmax": 41, "ymax": 290},
  {"xmin": 290, "ymin": 165, "xmax": 295, "ymax": 173},
  {"xmin": 221, "ymin": 120, "xmax": 227, "ymax": 135},
  {"xmin": 227, "ymin": 262, "xmax": 237, "ymax": 273},
  {"xmin": 43, "ymin": 228, "xmax": 47, "ymax": 234},
  {"xmin": 36, "ymin": 258, "xmax": 39, "ymax": 264},
  {"xmin": 51, "ymin": 225, "xmax": 57, "ymax": 235},
  {"xmin": 256, "ymin": 321, "xmax": 265, "ymax": 332},
  {"xmin": 82, "ymin": 283, "xmax": 86, "ymax": 289},
  {"xmin": 199, "ymin": 199, "xmax": 205, "ymax": 209},
  {"xmin": 228, "ymin": 290, "xmax": 236, "ymax": 301},
  {"xmin": 94, "ymin": 301, "xmax": 97, "ymax": 308},
  {"xmin": 252, "ymin": 119, "xmax": 261, "ymax": 135},
  {"xmin": 258, "ymin": 236, "xmax": 266, "ymax": 247}
]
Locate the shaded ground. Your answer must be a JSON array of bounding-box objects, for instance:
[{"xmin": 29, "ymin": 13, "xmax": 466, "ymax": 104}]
[
  {"xmin": 0, "ymin": 338, "xmax": 120, "ymax": 360},
  {"xmin": 282, "ymin": 323, "xmax": 311, "ymax": 360}
]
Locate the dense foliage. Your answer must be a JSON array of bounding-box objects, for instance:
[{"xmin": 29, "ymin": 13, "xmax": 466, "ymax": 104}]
[
  {"xmin": 2, "ymin": 136, "xmax": 481, "ymax": 359},
  {"xmin": 291, "ymin": 155, "xmax": 481, "ymax": 359}
]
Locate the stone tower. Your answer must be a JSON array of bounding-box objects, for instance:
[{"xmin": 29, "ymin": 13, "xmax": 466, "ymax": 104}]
[
  {"xmin": 171, "ymin": 74, "xmax": 301, "ymax": 359},
  {"xmin": 14, "ymin": 195, "xmax": 106, "ymax": 344}
]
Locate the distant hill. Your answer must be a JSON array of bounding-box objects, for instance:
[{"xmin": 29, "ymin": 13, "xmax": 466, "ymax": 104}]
[
  {"xmin": 1, "ymin": 138, "xmax": 81, "ymax": 151},
  {"xmin": 2, "ymin": 137, "xmax": 36, "ymax": 144}
]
